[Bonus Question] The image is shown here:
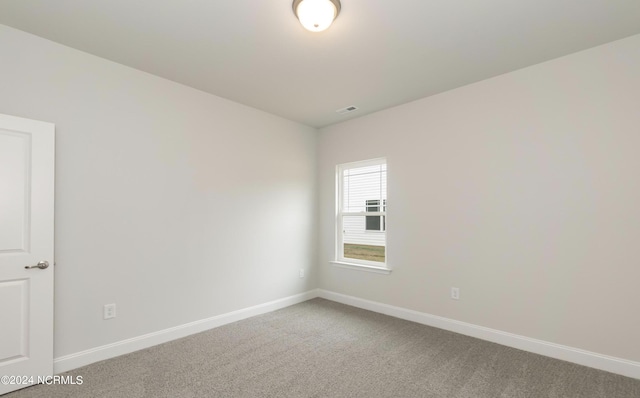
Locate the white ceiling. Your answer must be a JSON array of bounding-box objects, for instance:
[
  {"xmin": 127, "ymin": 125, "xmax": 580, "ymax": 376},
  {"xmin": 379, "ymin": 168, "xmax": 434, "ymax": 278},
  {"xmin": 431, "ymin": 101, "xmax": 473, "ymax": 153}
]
[{"xmin": 1, "ymin": 1, "xmax": 639, "ymax": 128}]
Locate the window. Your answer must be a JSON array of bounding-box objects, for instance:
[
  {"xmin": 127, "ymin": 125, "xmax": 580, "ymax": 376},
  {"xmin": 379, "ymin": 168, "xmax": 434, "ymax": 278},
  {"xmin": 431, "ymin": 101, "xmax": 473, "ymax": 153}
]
[
  {"xmin": 365, "ymin": 199, "xmax": 386, "ymax": 231},
  {"xmin": 336, "ymin": 158, "xmax": 387, "ymax": 268}
]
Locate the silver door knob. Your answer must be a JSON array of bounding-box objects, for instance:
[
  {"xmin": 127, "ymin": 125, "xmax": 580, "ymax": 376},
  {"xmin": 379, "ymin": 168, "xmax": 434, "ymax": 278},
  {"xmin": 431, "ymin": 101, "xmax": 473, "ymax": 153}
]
[{"xmin": 25, "ymin": 261, "xmax": 49, "ymax": 270}]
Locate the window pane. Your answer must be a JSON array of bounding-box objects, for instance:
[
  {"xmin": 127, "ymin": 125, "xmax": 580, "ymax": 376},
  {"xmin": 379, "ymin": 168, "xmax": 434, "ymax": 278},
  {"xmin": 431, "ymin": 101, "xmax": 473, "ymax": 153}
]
[
  {"xmin": 365, "ymin": 199, "xmax": 381, "ymax": 231},
  {"xmin": 366, "ymin": 215, "xmax": 381, "ymax": 231},
  {"xmin": 365, "ymin": 199, "xmax": 380, "ymax": 212},
  {"xmin": 343, "ymin": 215, "xmax": 385, "ymax": 263},
  {"xmin": 343, "ymin": 164, "xmax": 387, "ymax": 213}
]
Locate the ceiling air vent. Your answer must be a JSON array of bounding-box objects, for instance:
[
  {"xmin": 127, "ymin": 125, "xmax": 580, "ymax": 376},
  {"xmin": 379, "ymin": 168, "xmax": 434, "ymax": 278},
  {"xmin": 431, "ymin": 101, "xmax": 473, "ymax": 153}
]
[{"xmin": 336, "ymin": 106, "xmax": 359, "ymax": 115}]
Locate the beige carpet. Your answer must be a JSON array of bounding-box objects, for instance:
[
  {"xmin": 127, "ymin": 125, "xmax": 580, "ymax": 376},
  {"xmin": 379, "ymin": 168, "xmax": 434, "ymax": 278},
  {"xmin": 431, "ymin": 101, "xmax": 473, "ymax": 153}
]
[{"xmin": 6, "ymin": 298, "xmax": 640, "ymax": 397}]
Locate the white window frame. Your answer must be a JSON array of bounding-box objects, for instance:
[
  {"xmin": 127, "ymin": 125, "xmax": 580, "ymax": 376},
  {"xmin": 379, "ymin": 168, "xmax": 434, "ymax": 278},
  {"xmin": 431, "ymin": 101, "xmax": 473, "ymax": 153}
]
[{"xmin": 333, "ymin": 158, "xmax": 391, "ymax": 274}]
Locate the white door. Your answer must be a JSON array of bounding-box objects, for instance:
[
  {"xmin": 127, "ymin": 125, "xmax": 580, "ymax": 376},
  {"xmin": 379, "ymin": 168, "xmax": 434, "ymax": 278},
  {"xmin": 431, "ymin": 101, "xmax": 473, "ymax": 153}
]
[{"xmin": 0, "ymin": 113, "xmax": 54, "ymax": 395}]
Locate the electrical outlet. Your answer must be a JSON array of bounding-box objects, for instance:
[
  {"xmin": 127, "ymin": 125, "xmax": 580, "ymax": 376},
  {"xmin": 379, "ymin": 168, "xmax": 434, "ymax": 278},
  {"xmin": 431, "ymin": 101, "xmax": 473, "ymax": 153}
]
[
  {"xmin": 451, "ymin": 287, "xmax": 460, "ymax": 300},
  {"xmin": 299, "ymin": 269, "xmax": 305, "ymax": 278},
  {"xmin": 104, "ymin": 303, "xmax": 116, "ymax": 319}
]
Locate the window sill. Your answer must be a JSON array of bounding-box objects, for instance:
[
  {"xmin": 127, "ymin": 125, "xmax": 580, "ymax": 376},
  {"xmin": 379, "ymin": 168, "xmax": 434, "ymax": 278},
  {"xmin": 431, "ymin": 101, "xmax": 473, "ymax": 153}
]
[{"xmin": 329, "ymin": 261, "xmax": 392, "ymax": 275}]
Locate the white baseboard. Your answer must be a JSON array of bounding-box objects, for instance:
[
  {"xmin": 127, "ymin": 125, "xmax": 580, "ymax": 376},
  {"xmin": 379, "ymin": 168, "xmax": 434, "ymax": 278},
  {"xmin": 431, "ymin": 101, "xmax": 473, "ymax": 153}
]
[
  {"xmin": 54, "ymin": 289, "xmax": 320, "ymax": 374},
  {"xmin": 54, "ymin": 288, "xmax": 640, "ymax": 380},
  {"xmin": 317, "ymin": 289, "xmax": 640, "ymax": 380}
]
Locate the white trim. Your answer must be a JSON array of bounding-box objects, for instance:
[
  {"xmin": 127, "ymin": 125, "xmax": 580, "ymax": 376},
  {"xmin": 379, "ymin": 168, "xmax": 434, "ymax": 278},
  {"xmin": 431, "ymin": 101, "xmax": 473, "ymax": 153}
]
[
  {"xmin": 342, "ymin": 211, "xmax": 385, "ymax": 217},
  {"xmin": 53, "ymin": 288, "xmax": 640, "ymax": 380},
  {"xmin": 317, "ymin": 289, "xmax": 640, "ymax": 380},
  {"xmin": 338, "ymin": 157, "xmax": 387, "ymax": 170},
  {"xmin": 54, "ymin": 290, "xmax": 319, "ymax": 374},
  {"xmin": 329, "ymin": 261, "xmax": 392, "ymax": 275}
]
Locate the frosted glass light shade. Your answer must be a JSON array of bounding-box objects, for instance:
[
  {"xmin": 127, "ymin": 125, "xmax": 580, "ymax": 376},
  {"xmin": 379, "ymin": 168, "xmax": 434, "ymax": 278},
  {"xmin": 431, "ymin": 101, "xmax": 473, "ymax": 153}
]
[{"xmin": 294, "ymin": 0, "xmax": 341, "ymax": 32}]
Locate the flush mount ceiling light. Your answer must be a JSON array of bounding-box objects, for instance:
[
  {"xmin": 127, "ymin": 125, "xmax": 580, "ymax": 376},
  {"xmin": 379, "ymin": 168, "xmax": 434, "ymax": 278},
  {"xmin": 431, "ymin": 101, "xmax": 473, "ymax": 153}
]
[{"xmin": 293, "ymin": 0, "xmax": 341, "ymax": 32}]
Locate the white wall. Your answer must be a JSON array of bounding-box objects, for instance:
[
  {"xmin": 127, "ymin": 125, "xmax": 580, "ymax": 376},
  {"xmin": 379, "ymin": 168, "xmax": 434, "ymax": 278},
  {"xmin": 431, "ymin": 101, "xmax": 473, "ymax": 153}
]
[
  {"xmin": 0, "ymin": 25, "xmax": 317, "ymax": 358},
  {"xmin": 318, "ymin": 34, "xmax": 640, "ymax": 362}
]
